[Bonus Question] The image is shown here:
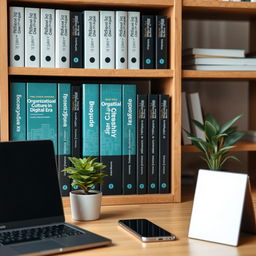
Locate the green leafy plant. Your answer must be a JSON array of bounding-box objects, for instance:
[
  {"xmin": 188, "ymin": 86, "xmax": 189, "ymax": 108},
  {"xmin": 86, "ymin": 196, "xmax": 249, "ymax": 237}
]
[
  {"xmin": 186, "ymin": 114, "xmax": 245, "ymax": 170},
  {"xmin": 62, "ymin": 157, "xmax": 107, "ymax": 195}
]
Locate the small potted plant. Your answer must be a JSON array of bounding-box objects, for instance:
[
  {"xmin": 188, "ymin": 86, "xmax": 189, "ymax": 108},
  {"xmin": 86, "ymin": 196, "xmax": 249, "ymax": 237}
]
[
  {"xmin": 62, "ymin": 157, "xmax": 107, "ymax": 221},
  {"xmin": 186, "ymin": 114, "xmax": 245, "ymax": 170}
]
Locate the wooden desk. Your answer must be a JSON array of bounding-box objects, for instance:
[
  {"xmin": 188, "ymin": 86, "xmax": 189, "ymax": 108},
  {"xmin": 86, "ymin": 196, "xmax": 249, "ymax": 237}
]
[{"xmin": 60, "ymin": 188, "xmax": 256, "ymax": 256}]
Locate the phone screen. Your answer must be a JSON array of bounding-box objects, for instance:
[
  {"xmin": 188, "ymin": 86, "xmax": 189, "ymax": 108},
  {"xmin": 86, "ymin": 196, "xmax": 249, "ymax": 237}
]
[{"xmin": 119, "ymin": 219, "xmax": 176, "ymax": 241}]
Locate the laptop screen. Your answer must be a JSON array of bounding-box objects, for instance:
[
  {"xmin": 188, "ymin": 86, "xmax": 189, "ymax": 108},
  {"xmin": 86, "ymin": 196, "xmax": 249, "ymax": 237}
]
[{"xmin": 0, "ymin": 140, "xmax": 64, "ymax": 226}]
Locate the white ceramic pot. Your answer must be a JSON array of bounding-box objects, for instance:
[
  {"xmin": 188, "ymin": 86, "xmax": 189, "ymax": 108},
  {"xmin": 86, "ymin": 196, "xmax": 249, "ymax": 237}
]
[{"xmin": 70, "ymin": 190, "xmax": 102, "ymax": 221}]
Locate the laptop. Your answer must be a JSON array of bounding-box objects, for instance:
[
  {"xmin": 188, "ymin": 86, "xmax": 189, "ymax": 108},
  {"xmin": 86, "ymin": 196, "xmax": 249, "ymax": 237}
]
[{"xmin": 0, "ymin": 140, "xmax": 111, "ymax": 256}]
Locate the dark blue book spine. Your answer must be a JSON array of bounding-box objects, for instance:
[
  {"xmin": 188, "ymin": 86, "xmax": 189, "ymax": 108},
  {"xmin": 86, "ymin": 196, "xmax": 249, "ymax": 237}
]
[
  {"xmin": 141, "ymin": 15, "xmax": 155, "ymax": 69},
  {"xmin": 10, "ymin": 82, "xmax": 27, "ymax": 141},
  {"xmin": 155, "ymin": 16, "xmax": 167, "ymax": 69},
  {"xmin": 100, "ymin": 84, "xmax": 122, "ymax": 195},
  {"xmin": 71, "ymin": 85, "xmax": 82, "ymax": 190},
  {"xmin": 70, "ymin": 11, "xmax": 84, "ymax": 68},
  {"xmin": 58, "ymin": 83, "xmax": 71, "ymax": 196},
  {"xmin": 82, "ymin": 83, "xmax": 100, "ymax": 190},
  {"xmin": 122, "ymin": 84, "xmax": 136, "ymax": 194},
  {"xmin": 159, "ymin": 95, "xmax": 170, "ymax": 193},
  {"xmin": 136, "ymin": 95, "xmax": 147, "ymax": 194},
  {"xmin": 148, "ymin": 95, "xmax": 159, "ymax": 194}
]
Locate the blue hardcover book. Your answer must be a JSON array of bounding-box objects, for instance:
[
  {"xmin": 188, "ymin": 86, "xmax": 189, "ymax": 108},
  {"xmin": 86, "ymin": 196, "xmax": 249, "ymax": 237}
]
[
  {"xmin": 122, "ymin": 84, "xmax": 136, "ymax": 194},
  {"xmin": 27, "ymin": 83, "xmax": 57, "ymax": 153},
  {"xmin": 10, "ymin": 82, "xmax": 26, "ymax": 141},
  {"xmin": 100, "ymin": 84, "xmax": 122, "ymax": 195},
  {"xmin": 159, "ymin": 95, "xmax": 170, "ymax": 193},
  {"xmin": 58, "ymin": 83, "xmax": 71, "ymax": 196},
  {"xmin": 82, "ymin": 83, "xmax": 100, "ymax": 191},
  {"xmin": 148, "ymin": 94, "xmax": 159, "ymax": 194}
]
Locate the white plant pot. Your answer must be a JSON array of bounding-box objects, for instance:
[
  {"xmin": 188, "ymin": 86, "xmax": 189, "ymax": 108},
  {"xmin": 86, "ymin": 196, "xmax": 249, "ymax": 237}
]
[{"xmin": 70, "ymin": 190, "xmax": 102, "ymax": 221}]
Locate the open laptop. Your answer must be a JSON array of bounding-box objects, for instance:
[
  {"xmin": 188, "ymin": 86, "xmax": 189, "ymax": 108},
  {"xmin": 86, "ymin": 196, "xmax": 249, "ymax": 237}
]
[{"xmin": 0, "ymin": 140, "xmax": 111, "ymax": 256}]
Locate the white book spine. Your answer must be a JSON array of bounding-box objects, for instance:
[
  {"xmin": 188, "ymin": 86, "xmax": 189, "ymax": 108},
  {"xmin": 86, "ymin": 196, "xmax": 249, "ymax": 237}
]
[
  {"xmin": 25, "ymin": 8, "xmax": 40, "ymax": 67},
  {"xmin": 84, "ymin": 11, "xmax": 99, "ymax": 69},
  {"xmin": 187, "ymin": 92, "xmax": 205, "ymax": 141},
  {"xmin": 40, "ymin": 9, "xmax": 55, "ymax": 67},
  {"xmin": 9, "ymin": 7, "xmax": 24, "ymax": 67},
  {"xmin": 116, "ymin": 11, "xmax": 127, "ymax": 69},
  {"xmin": 128, "ymin": 12, "xmax": 140, "ymax": 69},
  {"xmin": 100, "ymin": 11, "xmax": 115, "ymax": 69},
  {"xmin": 55, "ymin": 10, "xmax": 70, "ymax": 68}
]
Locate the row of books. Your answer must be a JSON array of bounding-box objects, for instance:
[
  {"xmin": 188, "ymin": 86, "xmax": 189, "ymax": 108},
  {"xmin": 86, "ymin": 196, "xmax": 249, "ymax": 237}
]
[
  {"xmin": 9, "ymin": 7, "xmax": 168, "ymax": 69},
  {"xmin": 183, "ymin": 48, "xmax": 256, "ymax": 71},
  {"xmin": 10, "ymin": 82, "xmax": 170, "ymax": 196},
  {"xmin": 182, "ymin": 91, "xmax": 204, "ymax": 145}
]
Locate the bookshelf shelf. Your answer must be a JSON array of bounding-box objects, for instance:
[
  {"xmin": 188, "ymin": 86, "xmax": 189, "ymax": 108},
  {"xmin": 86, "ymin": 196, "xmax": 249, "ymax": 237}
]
[
  {"xmin": 8, "ymin": 0, "xmax": 173, "ymax": 8},
  {"xmin": 183, "ymin": 0, "xmax": 256, "ymax": 20},
  {"xmin": 9, "ymin": 67, "xmax": 174, "ymax": 78},
  {"xmin": 182, "ymin": 141, "xmax": 256, "ymax": 153},
  {"xmin": 183, "ymin": 70, "xmax": 256, "ymax": 80}
]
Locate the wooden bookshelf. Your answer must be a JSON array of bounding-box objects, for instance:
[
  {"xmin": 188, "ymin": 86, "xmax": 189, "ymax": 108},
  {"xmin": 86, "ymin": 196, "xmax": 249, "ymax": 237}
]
[
  {"xmin": 182, "ymin": 0, "xmax": 256, "ymax": 186},
  {"xmin": 182, "ymin": 141, "xmax": 256, "ymax": 153},
  {"xmin": 183, "ymin": 70, "xmax": 256, "ymax": 80},
  {"xmin": 9, "ymin": 67, "xmax": 173, "ymax": 78},
  {"xmin": 0, "ymin": 0, "xmax": 182, "ymax": 205}
]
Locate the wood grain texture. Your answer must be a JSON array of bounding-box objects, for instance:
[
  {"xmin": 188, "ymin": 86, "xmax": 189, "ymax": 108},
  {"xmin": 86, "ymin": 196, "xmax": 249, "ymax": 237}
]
[
  {"xmin": 8, "ymin": 0, "xmax": 173, "ymax": 8},
  {"xmin": 183, "ymin": 70, "xmax": 256, "ymax": 80},
  {"xmin": 182, "ymin": 141, "xmax": 256, "ymax": 153},
  {"xmin": 183, "ymin": 0, "xmax": 256, "ymax": 20},
  {"xmin": 59, "ymin": 187, "xmax": 256, "ymax": 256},
  {"xmin": 171, "ymin": 0, "xmax": 182, "ymax": 202},
  {"xmin": 9, "ymin": 67, "xmax": 173, "ymax": 78},
  {"xmin": 0, "ymin": 0, "xmax": 9, "ymax": 141}
]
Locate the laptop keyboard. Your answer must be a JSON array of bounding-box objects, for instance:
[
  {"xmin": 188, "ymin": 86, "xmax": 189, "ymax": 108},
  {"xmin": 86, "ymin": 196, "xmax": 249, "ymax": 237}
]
[{"xmin": 0, "ymin": 224, "xmax": 83, "ymax": 245}]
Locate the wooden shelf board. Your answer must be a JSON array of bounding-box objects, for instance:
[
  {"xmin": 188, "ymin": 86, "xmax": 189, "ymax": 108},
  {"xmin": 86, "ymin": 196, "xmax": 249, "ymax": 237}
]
[
  {"xmin": 182, "ymin": 141, "xmax": 256, "ymax": 153},
  {"xmin": 8, "ymin": 0, "xmax": 173, "ymax": 8},
  {"xmin": 9, "ymin": 67, "xmax": 173, "ymax": 78},
  {"xmin": 62, "ymin": 193, "xmax": 175, "ymax": 207},
  {"xmin": 183, "ymin": 0, "xmax": 256, "ymax": 20},
  {"xmin": 183, "ymin": 70, "xmax": 256, "ymax": 80}
]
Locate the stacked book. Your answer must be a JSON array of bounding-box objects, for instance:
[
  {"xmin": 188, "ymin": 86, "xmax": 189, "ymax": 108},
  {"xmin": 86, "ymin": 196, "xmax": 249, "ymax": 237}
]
[
  {"xmin": 9, "ymin": 7, "xmax": 168, "ymax": 69},
  {"xmin": 183, "ymin": 48, "xmax": 256, "ymax": 71},
  {"xmin": 10, "ymin": 81, "xmax": 171, "ymax": 196}
]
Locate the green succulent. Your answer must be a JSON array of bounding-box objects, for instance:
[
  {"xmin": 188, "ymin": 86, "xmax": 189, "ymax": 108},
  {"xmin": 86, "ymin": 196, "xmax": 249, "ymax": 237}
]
[
  {"xmin": 62, "ymin": 157, "xmax": 107, "ymax": 194},
  {"xmin": 186, "ymin": 114, "xmax": 245, "ymax": 170}
]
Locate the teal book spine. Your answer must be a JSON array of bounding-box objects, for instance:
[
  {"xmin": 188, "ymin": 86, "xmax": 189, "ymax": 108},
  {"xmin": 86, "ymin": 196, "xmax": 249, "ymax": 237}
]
[
  {"xmin": 27, "ymin": 83, "xmax": 57, "ymax": 154},
  {"xmin": 58, "ymin": 83, "xmax": 71, "ymax": 196},
  {"xmin": 10, "ymin": 82, "xmax": 27, "ymax": 141},
  {"xmin": 100, "ymin": 84, "xmax": 122, "ymax": 195},
  {"xmin": 122, "ymin": 84, "xmax": 136, "ymax": 194},
  {"xmin": 82, "ymin": 83, "xmax": 100, "ymax": 191}
]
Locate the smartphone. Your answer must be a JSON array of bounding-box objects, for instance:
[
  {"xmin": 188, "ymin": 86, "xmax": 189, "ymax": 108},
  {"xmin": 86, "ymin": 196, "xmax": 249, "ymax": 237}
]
[{"xmin": 118, "ymin": 219, "xmax": 176, "ymax": 242}]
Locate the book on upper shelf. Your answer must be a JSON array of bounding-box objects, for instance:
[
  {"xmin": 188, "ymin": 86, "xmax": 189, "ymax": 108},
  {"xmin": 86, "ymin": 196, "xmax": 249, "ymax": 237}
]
[
  {"xmin": 183, "ymin": 48, "xmax": 245, "ymax": 58},
  {"xmin": 183, "ymin": 57, "xmax": 256, "ymax": 66}
]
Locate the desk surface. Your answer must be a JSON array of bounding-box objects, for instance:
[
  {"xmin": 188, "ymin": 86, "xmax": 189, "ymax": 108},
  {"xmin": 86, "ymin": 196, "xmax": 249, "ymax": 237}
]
[{"xmin": 60, "ymin": 187, "xmax": 256, "ymax": 256}]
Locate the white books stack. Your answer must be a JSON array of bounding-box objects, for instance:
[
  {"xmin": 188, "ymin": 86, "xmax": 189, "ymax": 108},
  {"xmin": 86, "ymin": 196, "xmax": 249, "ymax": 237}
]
[
  {"xmin": 183, "ymin": 48, "xmax": 256, "ymax": 71},
  {"xmin": 182, "ymin": 92, "xmax": 204, "ymax": 144},
  {"xmin": 9, "ymin": 7, "xmax": 142, "ymax": 70}
]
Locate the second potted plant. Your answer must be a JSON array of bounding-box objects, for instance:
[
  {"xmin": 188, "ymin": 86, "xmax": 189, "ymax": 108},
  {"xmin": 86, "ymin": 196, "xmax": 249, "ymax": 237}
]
[
  {"xmin": 186, "ymin": 114, "xmax": 245, "ymax": 170},
  {"xmin": 62, "ymin": 157, "xmax": 107, "ymax": 221}
]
